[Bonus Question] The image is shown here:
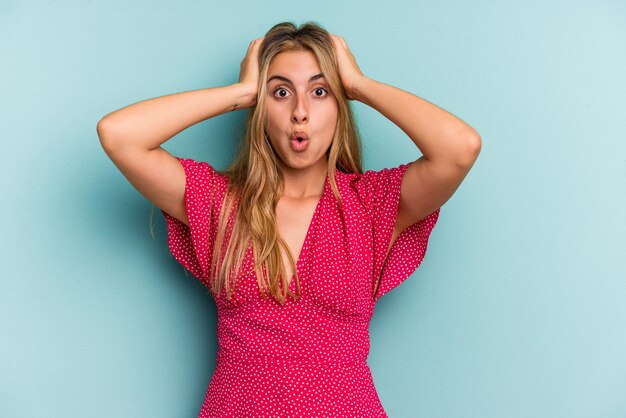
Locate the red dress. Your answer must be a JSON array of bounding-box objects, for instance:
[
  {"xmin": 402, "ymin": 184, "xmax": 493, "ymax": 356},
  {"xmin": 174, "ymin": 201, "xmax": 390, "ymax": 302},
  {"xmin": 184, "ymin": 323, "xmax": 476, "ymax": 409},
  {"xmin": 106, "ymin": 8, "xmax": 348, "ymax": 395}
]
[{"xmin": 162, "ymin": 157, "xmax": 440, "ymax": 417}]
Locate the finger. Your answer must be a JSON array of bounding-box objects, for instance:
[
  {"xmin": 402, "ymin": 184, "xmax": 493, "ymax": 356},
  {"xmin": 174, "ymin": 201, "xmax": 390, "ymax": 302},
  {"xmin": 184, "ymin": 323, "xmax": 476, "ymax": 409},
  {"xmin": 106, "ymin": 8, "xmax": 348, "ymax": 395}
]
[
  {"xmin": 249, "ymin": 38, "xmax": 263, "ymax": 54},
  {"xmin": 332, "ymin": 35, "xmax": 346, "ymax": 51}
]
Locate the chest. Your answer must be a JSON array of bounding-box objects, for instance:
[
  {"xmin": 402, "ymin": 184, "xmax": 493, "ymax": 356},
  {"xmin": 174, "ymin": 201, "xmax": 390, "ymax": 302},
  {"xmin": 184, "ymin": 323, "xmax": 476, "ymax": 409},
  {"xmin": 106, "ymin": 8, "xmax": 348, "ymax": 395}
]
[
  {"xmin": 213, "ymin": 179, "xmax": 378, "ymax": 321},
  {"xmin": 274, "ymin": 195, "xmax": 321, "ymax": 283}
]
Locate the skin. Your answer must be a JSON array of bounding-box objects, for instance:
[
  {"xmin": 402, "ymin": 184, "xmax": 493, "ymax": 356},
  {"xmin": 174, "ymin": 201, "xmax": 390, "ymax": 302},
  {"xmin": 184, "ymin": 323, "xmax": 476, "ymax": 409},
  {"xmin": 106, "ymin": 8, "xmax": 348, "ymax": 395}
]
[
  {"xmin": 265, "ymin": 50, "xmax": 338, "ymax": 199},
  {"xmin": 238, "ymin": 34, "xmax": 481, "ymax": 274},
  {"xmin": 98, "ymin": 32, "xmax": 481, "ymax": 281},
  {"xmin": 264, "ymin": 49, "xmax": 339, "ymax": 280},
  {"xmin": 330, "ymin": 35, "xmax": 481, "ymax": 254}
]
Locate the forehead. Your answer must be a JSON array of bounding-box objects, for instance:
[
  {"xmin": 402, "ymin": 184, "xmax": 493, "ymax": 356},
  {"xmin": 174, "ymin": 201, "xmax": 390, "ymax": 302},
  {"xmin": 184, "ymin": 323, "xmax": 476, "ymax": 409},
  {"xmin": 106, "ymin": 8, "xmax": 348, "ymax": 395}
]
[{"xmin": 267, "ymin": 50, "xmax": 322, "ymax": 83}]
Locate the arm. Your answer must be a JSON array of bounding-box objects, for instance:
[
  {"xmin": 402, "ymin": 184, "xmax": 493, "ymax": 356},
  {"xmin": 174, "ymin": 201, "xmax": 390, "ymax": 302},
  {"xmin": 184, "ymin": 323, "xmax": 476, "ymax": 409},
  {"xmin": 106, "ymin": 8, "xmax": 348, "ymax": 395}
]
[
  {"xmin": 97, "ymin": 38, "xmax": 263, "ymax": 226},
  {"xmin": 97, "ymin": 83, "xmax": 255, "ymax": 152},
  {"xmin": 352, "ymin": 76, "xmax": 481, "ymax": 234},
  {"xmin": 330, "ymin": 35, "xmax": 481, "ymax": 245}
]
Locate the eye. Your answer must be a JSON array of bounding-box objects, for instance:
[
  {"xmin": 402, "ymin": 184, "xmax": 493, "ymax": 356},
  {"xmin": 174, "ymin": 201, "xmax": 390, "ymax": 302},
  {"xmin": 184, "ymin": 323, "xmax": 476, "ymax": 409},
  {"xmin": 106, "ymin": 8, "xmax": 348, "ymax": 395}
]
[
  {"xmin": 314, "ymin": 87, "xmax": 328, "ymax": 97},
  {"xmin": 273, "ymin": 87, "xmax": 290, "ymax": 99}
]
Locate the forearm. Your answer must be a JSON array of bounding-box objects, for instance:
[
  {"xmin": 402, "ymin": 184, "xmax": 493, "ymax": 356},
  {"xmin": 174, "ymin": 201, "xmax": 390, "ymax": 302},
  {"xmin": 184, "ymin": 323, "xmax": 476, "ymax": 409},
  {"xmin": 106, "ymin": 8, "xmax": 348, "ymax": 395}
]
[
  {"xmin": 97, "ymin": 83, "xmax": 255, "ymax": 151},
  {"xmin": 351, "ymin": 76, "xmax": 480, "ymax": 165}
]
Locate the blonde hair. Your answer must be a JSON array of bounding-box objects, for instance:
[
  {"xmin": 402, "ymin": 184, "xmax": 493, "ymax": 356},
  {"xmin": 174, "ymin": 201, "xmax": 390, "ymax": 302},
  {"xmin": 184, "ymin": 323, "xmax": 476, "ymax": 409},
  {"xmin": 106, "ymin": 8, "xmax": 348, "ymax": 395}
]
[{"xmin": 184, "ymin": 22, "xmax": 364, "ymax": 305}]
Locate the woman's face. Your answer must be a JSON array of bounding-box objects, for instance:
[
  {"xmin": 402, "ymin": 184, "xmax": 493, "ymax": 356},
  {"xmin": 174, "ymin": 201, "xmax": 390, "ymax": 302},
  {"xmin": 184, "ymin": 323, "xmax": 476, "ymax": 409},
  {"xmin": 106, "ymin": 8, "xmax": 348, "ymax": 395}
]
[{"xmin": 264, "ymin": 49, "xmax": 338, "ymax": 172}]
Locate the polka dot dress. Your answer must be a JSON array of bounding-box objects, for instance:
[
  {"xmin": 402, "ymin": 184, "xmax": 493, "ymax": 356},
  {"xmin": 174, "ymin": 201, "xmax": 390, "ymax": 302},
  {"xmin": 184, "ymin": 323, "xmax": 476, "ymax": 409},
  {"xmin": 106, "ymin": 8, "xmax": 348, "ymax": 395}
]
[{"xmin": 161, "ymin": 157, "xmax": 440, "ymax": 417}]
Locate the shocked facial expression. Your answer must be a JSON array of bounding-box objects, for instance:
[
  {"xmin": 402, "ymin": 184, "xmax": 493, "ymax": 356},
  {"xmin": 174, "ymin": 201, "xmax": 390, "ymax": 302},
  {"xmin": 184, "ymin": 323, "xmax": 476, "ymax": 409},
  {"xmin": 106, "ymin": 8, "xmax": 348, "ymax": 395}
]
[{"xmin": 264, "ymin": 49, "xmax": 338, "ymax": 172}]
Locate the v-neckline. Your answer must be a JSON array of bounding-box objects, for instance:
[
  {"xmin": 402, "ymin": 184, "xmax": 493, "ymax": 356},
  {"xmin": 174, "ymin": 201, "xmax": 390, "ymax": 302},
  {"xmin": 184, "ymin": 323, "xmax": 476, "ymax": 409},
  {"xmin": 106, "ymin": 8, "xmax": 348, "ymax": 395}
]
[{"xmin": 287, "ymin": 172, "xmax": 329, "ymax": 290}]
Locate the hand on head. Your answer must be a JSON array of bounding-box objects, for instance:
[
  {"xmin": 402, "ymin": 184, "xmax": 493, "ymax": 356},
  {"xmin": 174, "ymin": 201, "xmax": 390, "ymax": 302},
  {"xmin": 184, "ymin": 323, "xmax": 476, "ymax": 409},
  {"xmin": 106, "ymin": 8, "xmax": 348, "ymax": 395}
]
[
  {"xmin": 329, "ymin": 34, "xmax": 365, "ymax": 101},
  {"xmin": 238, "ymin": 36, "xmax": 265, "ymax": 108}
]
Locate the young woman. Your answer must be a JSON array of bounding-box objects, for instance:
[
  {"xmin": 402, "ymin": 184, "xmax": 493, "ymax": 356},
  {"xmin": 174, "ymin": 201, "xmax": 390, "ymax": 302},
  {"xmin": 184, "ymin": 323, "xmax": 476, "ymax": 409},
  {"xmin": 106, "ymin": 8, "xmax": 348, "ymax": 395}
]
[{"xmin": 98, "ymin": 21, "xmax": 480, "ymax": 418}]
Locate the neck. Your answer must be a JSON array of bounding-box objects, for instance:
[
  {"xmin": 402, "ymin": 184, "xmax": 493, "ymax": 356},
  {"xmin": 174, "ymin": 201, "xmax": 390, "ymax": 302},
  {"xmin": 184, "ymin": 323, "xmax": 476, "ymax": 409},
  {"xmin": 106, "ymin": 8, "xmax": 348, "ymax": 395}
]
[{"xmin": 279, "ymin": 159, "xmax": 328, "ymax": 199}]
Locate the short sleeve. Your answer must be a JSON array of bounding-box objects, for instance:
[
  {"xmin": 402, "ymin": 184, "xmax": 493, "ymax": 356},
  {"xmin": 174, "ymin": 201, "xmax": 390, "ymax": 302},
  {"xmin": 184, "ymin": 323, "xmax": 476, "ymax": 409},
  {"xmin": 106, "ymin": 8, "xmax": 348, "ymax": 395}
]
[
  {"xmin": 354, "ymin": 162, "xmax": 440, "ymax": 302},
  {"xmin": 161, "ymin": 157, "xmax": 223, "ymax": 287}
]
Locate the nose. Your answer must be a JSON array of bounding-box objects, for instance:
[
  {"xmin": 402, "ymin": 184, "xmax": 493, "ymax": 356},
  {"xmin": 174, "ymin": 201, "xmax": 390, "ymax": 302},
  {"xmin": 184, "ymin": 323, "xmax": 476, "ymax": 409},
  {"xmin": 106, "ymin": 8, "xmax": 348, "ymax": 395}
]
[{"xmin": 291, "ymin": 94, "xmax": 308, "ymax": 124}]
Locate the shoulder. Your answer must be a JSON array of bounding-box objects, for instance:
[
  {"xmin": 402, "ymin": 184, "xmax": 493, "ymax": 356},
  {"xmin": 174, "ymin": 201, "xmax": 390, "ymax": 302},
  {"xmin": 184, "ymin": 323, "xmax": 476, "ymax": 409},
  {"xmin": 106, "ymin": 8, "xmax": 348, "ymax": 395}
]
[
  {"xmin": 339, "ymin": 163, "xmax": 412, "ymax": 185},
  {"xmin": 337, "ymin": 163, "xmax": 412, "ymax": 205},
  {"xmin": 176, "ymin": 157, "xmax": 231, "ymax": 190}
]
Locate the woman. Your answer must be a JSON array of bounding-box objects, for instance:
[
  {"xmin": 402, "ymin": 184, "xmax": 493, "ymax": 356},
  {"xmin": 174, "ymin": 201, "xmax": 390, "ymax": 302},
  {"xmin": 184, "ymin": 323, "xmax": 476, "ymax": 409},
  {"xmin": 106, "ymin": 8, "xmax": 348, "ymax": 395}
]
[{"xmin": 98, "ymin": 21, "xmax": 480, "ymax": 418}]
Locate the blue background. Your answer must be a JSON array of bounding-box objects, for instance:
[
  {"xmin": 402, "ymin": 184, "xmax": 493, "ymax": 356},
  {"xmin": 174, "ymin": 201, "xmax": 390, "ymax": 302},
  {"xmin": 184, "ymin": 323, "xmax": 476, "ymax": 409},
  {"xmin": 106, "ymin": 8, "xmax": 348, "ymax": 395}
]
[{"xmin": 1, "ymin": 1, "xmax": 625, "ymax": 417}]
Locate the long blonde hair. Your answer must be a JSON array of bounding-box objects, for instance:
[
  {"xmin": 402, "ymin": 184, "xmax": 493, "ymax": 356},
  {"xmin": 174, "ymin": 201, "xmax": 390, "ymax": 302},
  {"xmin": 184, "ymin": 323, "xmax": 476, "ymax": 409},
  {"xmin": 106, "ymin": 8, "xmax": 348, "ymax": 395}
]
[{"xmin": 211, "ymin": 22, "xmax": 364, "ymax": 305}]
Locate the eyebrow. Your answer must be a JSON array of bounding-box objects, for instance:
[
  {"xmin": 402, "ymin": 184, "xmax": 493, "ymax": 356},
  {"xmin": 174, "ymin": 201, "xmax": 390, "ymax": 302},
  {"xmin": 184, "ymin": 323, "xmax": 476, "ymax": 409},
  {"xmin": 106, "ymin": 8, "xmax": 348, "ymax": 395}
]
[{"xmin": 267, "ymin": 73, "xmax": 325, "ymax": 85}]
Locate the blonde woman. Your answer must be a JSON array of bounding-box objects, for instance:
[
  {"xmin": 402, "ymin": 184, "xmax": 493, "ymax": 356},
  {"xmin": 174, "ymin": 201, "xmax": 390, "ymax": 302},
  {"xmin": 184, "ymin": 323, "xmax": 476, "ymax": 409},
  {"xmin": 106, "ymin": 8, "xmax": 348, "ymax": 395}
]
[{"xmin": 98, "ymin": 21, "xmax": 480, "ymax": 418}]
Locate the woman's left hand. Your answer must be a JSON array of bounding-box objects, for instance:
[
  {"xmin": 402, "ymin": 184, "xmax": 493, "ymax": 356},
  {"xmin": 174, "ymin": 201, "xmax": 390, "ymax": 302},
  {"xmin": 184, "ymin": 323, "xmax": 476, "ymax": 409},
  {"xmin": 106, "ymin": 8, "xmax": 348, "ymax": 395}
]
[{"xmin": 330, "ymin": 34, "xmax": 366, "ymax": 101}]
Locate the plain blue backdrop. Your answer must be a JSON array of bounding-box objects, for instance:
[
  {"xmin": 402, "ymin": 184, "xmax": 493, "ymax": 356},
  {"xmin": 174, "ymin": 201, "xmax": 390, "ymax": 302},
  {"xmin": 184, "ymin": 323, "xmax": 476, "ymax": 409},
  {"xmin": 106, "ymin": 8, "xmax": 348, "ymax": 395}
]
[{"xmin": 1, "ymin": 1, "xmax": 625, "ymax": 417}]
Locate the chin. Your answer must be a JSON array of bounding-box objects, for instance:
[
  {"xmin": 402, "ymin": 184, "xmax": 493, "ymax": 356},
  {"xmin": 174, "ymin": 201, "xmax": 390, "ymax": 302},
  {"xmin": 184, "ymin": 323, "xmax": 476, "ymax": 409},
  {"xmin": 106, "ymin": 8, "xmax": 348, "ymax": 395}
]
[
  {"xmin": 281, "ymin": 159, "xmax": 309, "ymax": 170},
  {"xmin": 280, "ymin": 155, "xmax": 317, "ymax": 170}
]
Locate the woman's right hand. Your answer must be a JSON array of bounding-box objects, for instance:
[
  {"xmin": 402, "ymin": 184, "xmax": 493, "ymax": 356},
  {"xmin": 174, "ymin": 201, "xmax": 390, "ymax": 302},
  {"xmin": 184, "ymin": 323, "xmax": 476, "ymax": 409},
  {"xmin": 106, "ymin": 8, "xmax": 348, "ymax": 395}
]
[{"xmin": 238, "ymin": 36, "xmax": 265, "ymax": 108}]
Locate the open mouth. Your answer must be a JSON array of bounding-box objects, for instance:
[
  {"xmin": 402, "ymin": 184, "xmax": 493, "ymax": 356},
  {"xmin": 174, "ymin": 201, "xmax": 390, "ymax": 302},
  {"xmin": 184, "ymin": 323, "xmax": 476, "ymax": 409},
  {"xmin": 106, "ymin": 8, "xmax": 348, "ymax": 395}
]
[
  {"xmin": 291, "ymin": 131, "xmax": 309, "ymax": 142},
  {"xmin": 290, "ymin": 133, "xmax": 309, "ymax": 151}
]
